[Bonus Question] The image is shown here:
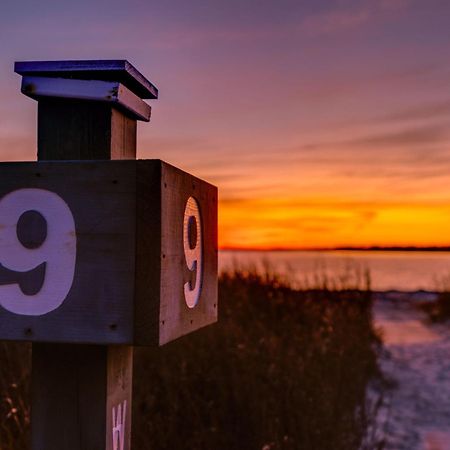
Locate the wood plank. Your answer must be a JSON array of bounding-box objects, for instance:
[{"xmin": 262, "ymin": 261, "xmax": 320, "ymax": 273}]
[
  {"xmin": 29, "ymin": 72, "xmax": 138, "ymax": 450},
  {"xmin": 32, "ymin": 344, "xmax": 108, "ymax": 450},
  {"xmin": 134, "ymin": 161, "xmax": 161, "ymax": 346},
  {"xmin": 15, "ymin": 60, "xmax": 158, "ymax": 99},
  {"xmin": 38, "ymin": 99, "xmax": 137, "ymax": 160},
  {"xmin": 0, "ymin": 161, "xmax": 136, "ymax": 344},
  {"xmin": 22, "ymin": 76, "xmax": 151, "ymax": 122},
  {"xmin": 158, "ymin": 161, "xmax": 218, "ymax": 345},
  {"xmin": 106, "ymin": 346, "xmax": 133, "ymax": 450},
  {"xmin": 0, "ymin": 160, "xmax": 218, "ymax": 345},
  {"xmin": 32, "ymin": 345, "xmax": 132, "ymax": 450},
  {"xmin": 111, "ymin": 109, "xmax": 137, "ymax": 160}
]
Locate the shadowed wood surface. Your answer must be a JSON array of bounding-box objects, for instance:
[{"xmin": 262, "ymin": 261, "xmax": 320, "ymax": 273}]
[
  {"xmin": 31, "ymin": 90, "xmax": 136, "ymax": 450},
  {"xmin": 0, "ymin": 160, "xmax": 217, "ymax": 345},
  {"xmin": 38, "ymin": 99, "xmax": 137, "ymax": 160},
  {"xmin": 106, "ymin": 346, "xmax": 133, "ymax": 450},
  {"xmin": 9, "ymin": 64, "xmax": 215, "ymax": 449},
  {"xmin": 32, "ymin": 344, "xmax": 108, "ymax": 450},
  {"xmin": 134, "ymin": 161, "xmax": 161, "ymax": 347},
  {"xmin": 32, "ymin": 345, "xmax": 133, "ymax": 450},
  {"xmin": 0, "ymin": 161, "xmax": 136, "ymax": 344}
]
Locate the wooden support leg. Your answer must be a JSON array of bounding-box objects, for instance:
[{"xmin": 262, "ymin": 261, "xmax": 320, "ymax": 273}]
[
  {"xmin": 14, "ymin": 60, "xmax": 157, "ymax": 450},
  {"xmin": 31, "ymin": 344, "xmax": 132, "ymax": 450}
]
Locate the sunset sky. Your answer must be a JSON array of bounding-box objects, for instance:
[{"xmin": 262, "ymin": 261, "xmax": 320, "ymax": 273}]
[{"xmin": 1, "ymin": 0, "xmax": 450, "ymax": 249}]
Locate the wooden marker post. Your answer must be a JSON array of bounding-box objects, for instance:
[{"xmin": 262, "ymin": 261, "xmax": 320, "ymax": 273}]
[{"xmin": 0, "ymin": 60, "xmax": 218, "ymax": 450}]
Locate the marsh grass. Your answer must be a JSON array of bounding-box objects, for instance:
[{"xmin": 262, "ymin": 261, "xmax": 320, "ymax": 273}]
[
  {"xmin": 0, "ymin": 343, "xmax": 30, "ymax": 450},
  {"xmin": 133, "ymin": 269, "xmax": 382, "ymax": 449},
  {"xmin": 0, "ymin": 269, "xmax": 382, "ymax": 450}
]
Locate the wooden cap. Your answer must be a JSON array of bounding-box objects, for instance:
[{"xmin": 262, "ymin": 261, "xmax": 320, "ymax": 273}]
[{"xmin": 15, "ymin": 60, "xmax": 158, "ymax": 100}]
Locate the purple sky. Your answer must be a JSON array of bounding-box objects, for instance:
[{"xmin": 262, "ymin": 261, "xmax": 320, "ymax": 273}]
[{"xmin": 1, "ymin": 0, "xmax": 450, "ymax": 248}]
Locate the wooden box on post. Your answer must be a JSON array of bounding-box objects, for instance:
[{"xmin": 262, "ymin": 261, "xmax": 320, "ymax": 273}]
[{"xmin": 0, "ymin": 159, "xmax": 217, "ymax": 346}]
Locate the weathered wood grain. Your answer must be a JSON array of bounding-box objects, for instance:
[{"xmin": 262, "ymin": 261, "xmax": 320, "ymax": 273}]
[
  {"xmin": 32, "ymin": 343, "xmax": 108, "ymax": 450},
  {"xmin": 38, "ymin": 99, "xmax": 138, "ymax": 160},
  {"xmin": 22, "ymin": 63, "xmax": 153, "ymax": 450},
  {"xmin": 110, "ymin": 109, "xmax": 137, "ymax": 160},
  {"xmin": 134, "ymin": 161, "xmax": 162, "ymax": 346},
  {"xmin": 106, "ymin": 346, "xmax": 133, "ymax": 450},
  {"xmin": 32, "ymin": 344, "xmax": 133, "ymax": 450},
  {"xmin": 0, "ymin": 160, "xmax": 217, "ymax": 345},
  {"xmin": 22, "ymin": 76, "xmax": 151, "ymax": 122},
  {"xmin": 159, "ymin": 161, "xmax": 218, "ymax": 345},
  {"xmin": 0, "ymin": 161, "xmax": 136, "ymax": 343}
]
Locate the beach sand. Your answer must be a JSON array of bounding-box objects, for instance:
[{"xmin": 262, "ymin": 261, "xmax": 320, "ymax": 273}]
[{"xmin": 373, "ymin": 293, "xmax": 450, "ymax": 450}]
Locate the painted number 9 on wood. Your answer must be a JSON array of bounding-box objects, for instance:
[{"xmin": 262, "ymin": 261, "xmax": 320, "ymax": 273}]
[
  {"xmin": 0, "ymin": 161, "xmax": 217, "ymax": 345},
  {"xmin": 183, "ymin": 196, "xmax": 202, "ymax": 309},
  {"xmin": 0, "ymin": 188, "xmax": 77, "ymax": 316}
]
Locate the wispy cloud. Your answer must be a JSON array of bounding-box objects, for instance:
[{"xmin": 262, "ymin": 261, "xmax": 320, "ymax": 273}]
[
  {"xmin": 379, "ymin": 0, "xmax": 411, "ymax": 11},
  {"xmin": 344, "ymin": 124, "xmax": 448, "ymax": 148},
  {"xmin": 299, "ymin": 0, "xmax": 412, "ymax": 37},
  {"xmin": 301, "ymin": 9, "xmax": 371, "ymax": 36},
  {"xmin": 376, "ymin": 100, "xmax": 450, "ymax": 123},
  {"xmin": 221, "ymin": 196, "xmax": 450, "ymax": 211}
]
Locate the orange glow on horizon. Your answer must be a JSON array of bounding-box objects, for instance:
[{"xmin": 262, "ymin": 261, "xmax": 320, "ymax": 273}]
[
  {"xmin": 2, "ymin": 0, "xmax": 450, "ymax": 253},
  {"xmin": 218, "ymin": 196, "xmax": 450, "ymax": 250}
]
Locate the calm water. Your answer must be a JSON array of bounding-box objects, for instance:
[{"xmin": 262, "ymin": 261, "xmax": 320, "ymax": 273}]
[{"xmin": 219, "ymin": 250, "xmax": 450, "ymax": 292}]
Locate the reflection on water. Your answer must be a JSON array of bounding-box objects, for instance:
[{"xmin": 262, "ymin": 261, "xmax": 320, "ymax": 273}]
[{"xmin": 220, "ymin": 250, "xmax": 450, "ymax": 292}]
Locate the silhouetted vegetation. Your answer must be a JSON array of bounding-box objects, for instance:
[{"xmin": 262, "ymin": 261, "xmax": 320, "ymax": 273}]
[
  {"xmin": 133, "ymin": 270, "xmax": 382, "ymax": 449},
  {"xmin": 0, "ymin": 342, "xmax": 30, "ymax": 450},
  {"xmin": 0, "ymin": 270, "xmax": 382, "ymax": 449}
]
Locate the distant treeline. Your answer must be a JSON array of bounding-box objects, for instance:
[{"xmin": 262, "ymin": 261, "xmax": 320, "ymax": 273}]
[
  {"xmin": 222, "ymin": 246, "xmax": 450, "ymax": 252},
  {"xmin": 335, "ymin": 246, "xmax": 450, "ymax": 252}
]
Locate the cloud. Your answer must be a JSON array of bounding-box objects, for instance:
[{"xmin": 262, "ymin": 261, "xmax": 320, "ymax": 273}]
[
  {"xmin": 268, "ymin": 124, "xmax": 448, "ymax": 167},
  {"xmin": 222, "ymin": 196, "xmax": 450, "ymax": 211},
  {"xmin": 376, "ymin": 100, "xmax": 450, "ymax": 123},
  {"xmin": 295, "ymin": 125, "xmax": 448, "ymax": 161},
  {"xmin": 379, "ymin": 0, "xmax": 411, "ymax": 11},
  {"xmin": 299, "ymin": 0, "xmax": 412, "ymax": 37},
  {"xmin": 345, "ymin": 124, "xmax": 447, "ymax": 148},
  {"xmin": 301, "ymin": 9, "xmax": 371, "ymax": 36}
]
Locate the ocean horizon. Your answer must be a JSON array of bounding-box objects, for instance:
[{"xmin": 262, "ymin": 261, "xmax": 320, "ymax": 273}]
[{"xmin": 219, "ymin": 249, "xmax": 450, "ymax": 292}]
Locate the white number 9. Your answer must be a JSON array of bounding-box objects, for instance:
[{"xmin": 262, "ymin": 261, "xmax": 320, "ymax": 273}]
[
  {"xmin": 183, "ymin": 196, "xmax": 202, "ymax": 308},
  {"xmin": 0, "ymin": 188, "xmax": 76, "ymax": 316}
]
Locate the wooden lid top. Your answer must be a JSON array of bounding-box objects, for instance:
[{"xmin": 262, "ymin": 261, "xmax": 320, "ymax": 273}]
[{"xmin": 15, "ymin": 60, "xmax": 158, "ymax": 100}]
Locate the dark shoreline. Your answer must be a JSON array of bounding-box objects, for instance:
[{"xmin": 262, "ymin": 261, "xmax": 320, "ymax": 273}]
[
  {"xmin": 220, "ymin": 247, "xmax": 450, "ymax": 252},
  {"xmin": 373, "ymin": 290, "xmax": 439, "ymax": 302}
]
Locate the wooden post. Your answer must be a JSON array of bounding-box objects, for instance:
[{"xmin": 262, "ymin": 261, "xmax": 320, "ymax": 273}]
[
  {"xmin": 15, "ymin": 60, "xmax": 157, "ymax": 450},
  {"xmin": 4, "ymin": 60, "xmax": 217, "ymax": 450}
]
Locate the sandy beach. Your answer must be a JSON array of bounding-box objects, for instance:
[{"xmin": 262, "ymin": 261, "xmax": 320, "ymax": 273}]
[{"xmin": 373, "ymin": 293, "xmax": 450, "ymax": 450}]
